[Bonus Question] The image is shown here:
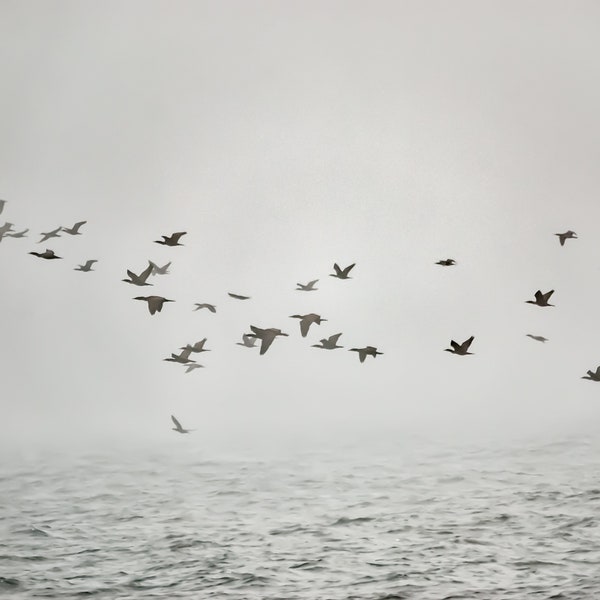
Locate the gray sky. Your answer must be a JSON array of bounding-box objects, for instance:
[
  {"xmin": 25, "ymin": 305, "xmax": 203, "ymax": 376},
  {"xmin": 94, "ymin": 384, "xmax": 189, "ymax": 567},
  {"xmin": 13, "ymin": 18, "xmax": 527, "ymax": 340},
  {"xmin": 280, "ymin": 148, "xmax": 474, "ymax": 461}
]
[{"xmin": 2, "ymin": 1, "xmax": 600, "ymax": 450}]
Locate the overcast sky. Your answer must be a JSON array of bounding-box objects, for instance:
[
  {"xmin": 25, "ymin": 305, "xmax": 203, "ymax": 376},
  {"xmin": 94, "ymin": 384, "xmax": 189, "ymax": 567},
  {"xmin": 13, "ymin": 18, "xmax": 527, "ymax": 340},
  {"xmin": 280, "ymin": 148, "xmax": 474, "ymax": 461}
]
[{"xmin": 1, "ymin": 1, "xmax": 600, "ymax": 452}]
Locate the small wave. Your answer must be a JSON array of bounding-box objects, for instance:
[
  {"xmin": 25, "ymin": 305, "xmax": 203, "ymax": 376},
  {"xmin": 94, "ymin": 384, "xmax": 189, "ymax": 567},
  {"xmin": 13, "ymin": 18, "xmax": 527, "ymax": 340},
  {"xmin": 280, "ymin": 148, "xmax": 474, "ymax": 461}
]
[{"xmin": 0, "ymin": 577, "xmax": 19, "ymax": 588}]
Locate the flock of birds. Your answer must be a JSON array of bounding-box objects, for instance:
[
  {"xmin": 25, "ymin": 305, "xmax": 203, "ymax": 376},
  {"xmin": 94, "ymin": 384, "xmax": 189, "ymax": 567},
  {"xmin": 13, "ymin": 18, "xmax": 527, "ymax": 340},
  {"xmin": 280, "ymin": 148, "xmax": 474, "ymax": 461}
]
[{"xmin": 0, "ymin": 198, "xmax": 595, "ymax": 432}]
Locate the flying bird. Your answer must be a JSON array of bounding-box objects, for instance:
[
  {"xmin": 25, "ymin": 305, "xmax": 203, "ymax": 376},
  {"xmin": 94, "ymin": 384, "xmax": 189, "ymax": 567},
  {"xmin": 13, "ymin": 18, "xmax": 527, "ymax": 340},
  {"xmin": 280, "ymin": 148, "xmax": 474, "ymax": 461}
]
[
  {"xmin": 181, "ymin": 338, "xmax": 210, "ymax": 353},
  {"xmin": 29, "ymin": 249, "xmax": 61, "ymax": 260},
  {"xmin": 6, "ymin": 228, "xmax": 28, "ymax": 238},
  {"xmin": 155, "ymin": 232, "xmax": 186, "ymax": 246},
  {"xmin": 330, "ymin": 263, "xmax": 355, "ymax": 279},
  {"xmin": 171, "ymin": 415, "xmax": 193, "ymax": 433},
  {"xmin": 236, "ymin": 334, "xmax": 258, "ymax": 348},
  {"xmin": 312, "ymin": 333, "xmax": 344, "ymax": 350},
  {"xmin": 526, "ymin": 290, "xmax": 555, "ymax": 307},
  {"xmin": 164, "ymin": 346, "xmax": 196, "ymax": 364},
  {"xmin": 526, "ymin": 334, "xmax": 548, "ymax": 343},
  {"xmin": 582, "ymin": 366, "xmax": 600, "ymax": 382},
  {"xmin": 228, "ymin": 292, "xmax": 250, "ymax": 300},
  {"xmin": 436, "ymin": 259, "xmax": 456, "ymax": 266},
  {"xmin": 248, "ymin": 325, "xmax": 288, "ymax": 355},
  {"xmin": 349, "ymin": 346, "xmax": 383, "ymax": 363},
  {"xmin": 555, "ymin": 231, "xmax": 577, "ymax": 246},
  {"xmin": 74, "ymin": 260, "xmax": 97, "ymax": 272},
  {"xmin": 149, "ymin": 260, "xmax": 171, "ymax": 276},
  {"xmin": 133, "ymin": 296, "xmax": 174, "ymax": 315},
  {"xmin": 0, "ymin": 222, "xmax": 14, "ymax": 238},
  {"xmin": 290, "ymin": 313, "xmax": 327, "ymax": 337},
  {"xmin": 194, "ymin": 303, "xmax": 216, "ymax": 313},
  {"xmin": 184, "ymin": 363, "xmax": 204, "ymax": 373},
  {"xmin": 122, "ymin": 263, "xmax": 153, "ymax": 286},
  {"xmin": 445, "ymin": 336, "xmax": 475, "ymax": 355},
  {"xmin": 37, "ymin": 227, "xmax": 62, "ymax": 243},
  {"xmin": 296, "ymin": 279, "xmax": 319, "ymax": 291},
  {"xmin": 62, "ymin": 221, "xmax": 86, "ymax": 235}
]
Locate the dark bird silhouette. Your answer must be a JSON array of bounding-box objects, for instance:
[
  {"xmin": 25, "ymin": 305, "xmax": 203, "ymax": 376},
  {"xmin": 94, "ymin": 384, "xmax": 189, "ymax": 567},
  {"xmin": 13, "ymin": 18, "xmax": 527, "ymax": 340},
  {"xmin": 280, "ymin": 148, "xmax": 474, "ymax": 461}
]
[
  {"xmin": 312, "ymin": 333, "xmax": 344, "ymax": 350},
  {"xmin": 75, "ymin": 259, "xmax": 97, "ymax": 272},
  {"xmin": 37, "ymin": 227, "xmax": 62, "ymax": 243},
  {"xmin": 149, "ymin": 260, "xmax": 171, "ymax": 275},
  {"xmin": 436, "ymin": 259, "xmax": 456, "ymax": 266},
  {"xmin": 194, "ymin": 303, "xmax": 216, "ymax": 313},
  {"xmin": 133, "ymin": 296, "xmax": 174, "ymax": 315},
  {"xmin": 445, "ymin": 336, "xmax": 475, "ymax": 355},
  {"xmin": 164, "ymin": 347, "xmax": 196, "ymax": 364},
  {"xmin": 236, "ymin": 333, "xmax": 258, "ymax": 348},
  {"xmin": 555, "ymin": 230, "xmax": 577, "ymax": 246},
  {"xmin": 526, "ymin": 334, "xmax": 548, "ymax": 343},
  {"xmin": 181, "ymin": 338, "xmax": 210, "ymax": 353},
  {"xmin": 330, "ymin": 263, "xmax": 355, "ymax": 279},
  {"xmin": 582, "ymin": 366, "xmax": 600, "ymax": 382},
  {"xmin": 228, "ymin": 292, "xmax": 250, "ymax": 300},
  {"xmin": 349, "ymin": 346, "xmax": 383, "ymax": 363},
  {"xmin": 290, "ymin": 313, "xmax": 327, "ymax": 337},
  {"xmin": 62, "ymin": 221, "xmax": 86, "ymax": 235},
  {"xmin": 171, "ymin": 414, "xmax": 193, "ymax": 433},
  {"xmin": 248, "ymin": 326, "xmax": 288, "ymax": 355},
  {"xmin": 296, "ymin": 279, "xmax": 319, "ymax": 291},
  {"xmin": 6, "ymin": 228, "xmax": 28, "ymax": 238},
  {"xmin": 155, "ymin": 232, "xmax": 186, "ymax": 246},
  {"xmin": 122, "ymin": 263, "xmax": 153, "ymax": 286},
  {"xmin": 29, "ymin": 249, "xmax": 61, "ymax": 260},
  {"xmin": 526, "ymin": 290, "xmax": 555, "ymax": 307}
]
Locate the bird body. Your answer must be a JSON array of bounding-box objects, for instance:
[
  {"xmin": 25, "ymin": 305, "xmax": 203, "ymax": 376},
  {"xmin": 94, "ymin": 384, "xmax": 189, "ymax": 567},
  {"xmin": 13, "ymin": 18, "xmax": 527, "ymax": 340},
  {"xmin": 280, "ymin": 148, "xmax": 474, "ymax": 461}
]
[
  {"xmin": 582, "ymin": 366, "xmax": 600, "ymax": 382},
  {"xmin": 330, "ymin": 263, "xmax": 355, "ymax": 279},
  {"xmin": 555, "ymin": 231, "xmax": 577, "ymax": 246},
  {"xmin": 134, "ymin": 296, "xmax": 174, "ymax": 315},
  {"xmin": 155, "ymin": 232, "xmax": 186, "ymax": 246},
  {"xmin": 62, "ymin": 221, "xmax": 86, "ymax": 235},
  {"xmin": 290, "ymin": 313, "xmax": 327, "ymax": 337},
  {"xmin": 526, "ymin": 290, "xmax": 555, "ymax": 307},
  {"xmin": 122, "ymin": 263, "xmax": 153, "ymax": 286},
  {"xmin": 194, "ymin": 303, "xmax": 216, "ymax": 313},
  {"xmin": 312, "ymin": 333, "xmax": 344, "ymax": 349},
  {"xmin": 349, "ymin": 346, "xmax": 383, "ymax": 363},
  {"xmin": 296, "ymin": 279, "xmax": 319, "ymax": 291},
  {"xmin": 228, "ymin": 292, "xmax": 250, "ymax": 300},
  {"xmin": 248, "ymin": 325, "xmax": 288, "ymax": 355},
  {"xmin": 29, "ymin": 249, "xmax": 61, "ymax": 260},
  {"xmin": 526, "ymin": 334, "xmax": 548, "ymax": 343},
  {"xmin": 75, "ymin": 259, "xmax": 97, "ymax": 272},
  {"xmin": 171, "ymin": 414, "xmax": 193, "ymax": 433},
  {"xmin": 445, "ymin": 336, "xmax": 475, "ymax": 355},
  {"xmin": 436, "ymin": 258, "xmax": 456, "ymax": 266}
]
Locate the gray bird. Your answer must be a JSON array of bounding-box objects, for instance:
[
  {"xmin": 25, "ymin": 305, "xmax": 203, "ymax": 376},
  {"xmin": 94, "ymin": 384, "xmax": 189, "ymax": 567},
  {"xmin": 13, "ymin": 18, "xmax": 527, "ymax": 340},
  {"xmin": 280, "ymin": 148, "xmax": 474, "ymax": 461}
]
[
  {"xmin": 122, "ymin": 263, "xmax": 154, "ymax": 286},
  {"xmin": 149, "ymin": 260, "xmax": 171, "ymax": 276},
  {"xmin": 228, "ymin": 292, "xmax": 251, "ymax": 300},
  {"xmin": 184, "ymin": 363, "xmax": 204, "ymax": 373},
  {"xmin": 6, "ymin": 228, "xmax": 28, "ymax": 238},
  {"xmin": 194, "ymin": 303, "xmax": 216, "ymax": 313},
  {"xmin": 171, "ymin": 414, "xmax": 193, "ymax": 433},
  {"xmin": 582, "ymin": 366, "xmax": 600, "ymax": 382},
  {"xmin": 236, "ymin": 334, "xmax": 258, "ymax": 348},
  {"xmin": 445, "ymin": 336, "xmax": 475, "ymax": 355},
  {"xmin": 312, "ymin": 333, "xmax": 344, "ymax": 350},
  {"xmin": 38, "ymin": 227, "xmax": 62, "ymax": 243},
  {"xmin": 133, "ymin": 295, "xmax": 174, "ymax": 315},
  {"xmin": 296, "ymin": 279, "xmax": 319, "ymax": 291},
  {"xmin": 526, "ymin": 334, "xmax": 548, "ymax": 343},
  {"xmin": 155, "ymin": 232, "xmax": 186, "ymax": 246},
  {"xmin": 29, "ymin": 249, "xmax": 61, "ymax": 260},
  {"xmin": 349, "ymin": 346, "xmax": 383, "ymax": 363},
  {"xmin": 555, "ymin": 230, "xmax": 577, "ymax": 246},
  {"xmin": 164, "ymin": 347, "xmax": 196, "ymax": 364},
  {"xmin": 62, "ymin": 221, "xmax": 86, "ymax": 235},
  {"xmin": 75, "ymin": 259, "xmax": 97, "ymax": 272},
  {"xmin": 330, "ymin": 262, "xmax": 355, "ymax": 279},
  {"xmin": 248, "ymin": 325, "xmax": 289, "ymax": 355},
  {"xmin": 526, "ymin": 290, "xmax": 555, "ymax": 307},
  {"xmin": 436, "ymin": 258, "xmax": 456, "ymax": 266},
  {"xmin": 180, "ymin": 338, "xmax": 210, "ymax": 353},
  {"xmin": 290, "ymin": 313, "xmax": 327, "ymax": 337}
]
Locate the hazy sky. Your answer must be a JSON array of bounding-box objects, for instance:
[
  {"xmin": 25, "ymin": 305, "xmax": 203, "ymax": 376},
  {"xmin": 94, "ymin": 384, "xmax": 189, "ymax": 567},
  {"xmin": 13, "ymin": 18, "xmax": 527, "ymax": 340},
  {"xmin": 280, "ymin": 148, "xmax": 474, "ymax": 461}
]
[{"xmin": 2, "ymin": 1, "xmax": 600, "ymax": 450}]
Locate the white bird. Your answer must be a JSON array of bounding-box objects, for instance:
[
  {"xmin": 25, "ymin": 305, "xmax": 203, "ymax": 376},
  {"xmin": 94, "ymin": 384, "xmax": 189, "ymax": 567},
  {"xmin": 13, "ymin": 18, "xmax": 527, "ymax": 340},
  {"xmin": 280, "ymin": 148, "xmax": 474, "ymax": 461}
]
[
  {"xmin": 149, "ymin": 260, "xmax": 171, "ymax": 276},
  {"xmin": 236, "ymin": 334, "xmax": 258, "ymax": 348},
  {"xmin": 290, "ymin": 313, "xmax": 327, "ymax": 337},
  {"xmin": 445, "ymin": 336, "xmax": 475, "ymax": 355},
  {"xmin": 122, "ymin": 263, "xmax": 153, "ymax": 286},
  {"xmin": 133, "ymin": 296, "xmax": 174, "ymax": 315},
  {"xmin": 248, "ymin": 326, "xmax": 289, "ymax": 355},
  {"xmin": 75, "ymin": 259, "xmax": 97, "ymax": 272},
  {"xmin": 330, "ymin": 263, "xmax": 355, "ymax": 279},
  {"xmin": 296, "ymin": 279, "xmax": 319, "ymax": 291},
  {"xmin": 171, "ymin": 415, "xmax": 193, "ymax": 433},
  {"xmin": 312, "ymin": 333, "xmax": 344, "ymax": 350},
  {"xmin": 62, "ymin": 221, "xmax": 86, "ymax": 235},
  {"xmin": 349, "ymin": 346, "xmax": 383, "ymax": 363}
]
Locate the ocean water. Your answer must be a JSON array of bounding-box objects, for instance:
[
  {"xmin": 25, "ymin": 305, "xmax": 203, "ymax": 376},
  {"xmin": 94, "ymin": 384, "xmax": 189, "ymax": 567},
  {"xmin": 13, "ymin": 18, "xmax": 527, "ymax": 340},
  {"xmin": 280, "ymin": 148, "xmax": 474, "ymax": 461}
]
[{"xmin": 2, "ymin": 435, "xmax": 600, "ymax": 599}]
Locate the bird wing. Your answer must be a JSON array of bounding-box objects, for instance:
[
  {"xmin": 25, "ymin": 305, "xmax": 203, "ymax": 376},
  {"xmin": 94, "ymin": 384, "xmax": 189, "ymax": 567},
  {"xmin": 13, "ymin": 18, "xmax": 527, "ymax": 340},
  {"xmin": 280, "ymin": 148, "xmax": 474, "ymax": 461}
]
[
  {"xmin": 139, "ymin": 263, "xmax": 154, "ymax": 282},
  {"xmin": 299, "ymin": 319, "xmax": 310, "ymax": 337},
  {"xmin": 259, "ymin": 334, "xmax": 275, "ymax": 355},
  {"xmin": 72, "ymin": 221, "xmax": 86, "ymax": 232},
  {"xmin": 450, "ymin": 340, "xmax": 460, "ymax": 351},
  {"xmin": 342, "ymin": 263, "xmax": 356, "ymax": 276},
  {"xmin": 559, "ymin": 235, "xmax": 566, "ymax": 246},
  {"xmin": 195, "ymin": 338, "xmax": 207, "ymax": 351},
  {"xmin": 594, "ymin": 366, "xmax": 600, "ymax": 377},
  {"xmin": 171, "ymin": 415, "xmax": 183, "ymax": 431},
  {"xmin": 542, "ymin": 290, "xmax": 554, "ymax": 302},
  {"xmin": 250, "ymin": 325, "xmax": 264, "ymax": 336},
  {"xmin": 462, "ymin": 336, "xmax": 474, "ymax": 351},
  {"xmin": 329, "ymin": 333, "xmax": 343, "ymax": 344},
  {"xmin": 207, "ymin": 304, "xmax": 216, "ymax": 312},
  {"xmin": 308, "ymin": 279, "xmax": 318, "ymax": 287},
  {"xmin": 534, "ymin": 290, "xmax": 543, "ymax": 301},
  {"xmin": 333, "ymin": 263, "xmax": 342, "ymax": 275},
  {"xmin": 171, "ymin": 232, "xmax": 186, "ymax": 243},
  {"xmin": 359, "ymin": 351, "xmax": 366, "ymax": 363}
]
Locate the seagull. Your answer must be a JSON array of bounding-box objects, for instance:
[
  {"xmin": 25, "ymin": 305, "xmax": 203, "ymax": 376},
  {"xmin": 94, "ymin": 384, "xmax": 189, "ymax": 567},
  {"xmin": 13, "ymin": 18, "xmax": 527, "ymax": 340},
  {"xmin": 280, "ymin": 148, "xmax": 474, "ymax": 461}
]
[
  {"xmin": 555, "ymin": 231, "xmax": 577, "ymax": 246},
  {"xmin": 236, "ymin": 333, "xmax": 258, "ymax": 348},
  {"xmin": 445, "ymin": 336, "xmax": 475, "ymax": 355},
  {"xmin": 194, "ymin": 303, "xmax": 216, "ymax": 313},
  {"xmin": 248, "ymin": 325, "xmax": 289, "ymax": 355},
  {"xmin": 436, "ymin": 259, "xmax": 456, "ymax": 266},
  {"xmin": 133, "ymin": 296, "xmax": 174, "ymax": 315},
  {"xmin": 149, "ymin": 260, "xmax": 171, "ymax": 276},
  {"xmin": 29, "ymin": 249, "xmax": 62, "ymax": 260},
  {"xmin": 581, "ymin": 366, "xmax": 600, "ymax": 382},
  {"xmin": 171, "ymin": 414, "xmax": 193, "ymax": 433},
  {"xmin": 75, "ymin": 259, "xmax": 97, "ymax": 272},
  {"xmin": 0, "ymin": 200, "xmax": 5, "ymax": 215},
  {"xmin": 122, "ymin": 263, "xmax": 153, "ymax": 286},
  {"xmin": 330, "ymin": 263, "xmax": 355, "ymax": 279},
  {"xmin": 154, "ymin": 232, "xmax": 186, "ymax": 246},
  {"xmin": 349, "ymin": 346, "xmax": 383, "ymax": 363},
  {"xmin": 181, "ymin": 338, "xmax": 210, "ymax": 353},
  {"xmin": 228, "ymin": 292, "xmax": 250, "ymax": 300},
  {"xmin": 290, "ymin": 313, "xmax": 327, "ymax": 337},
  {"xmin": 184, "ymin": 363, "xmax": 204, "ymax": 373},
  {"xmin": 6, "ymin": 228, "xmax": 28, "ymax": 238},
  {"xmin": 62, "ymin": 221, "xmax": 86, "ymax": 235},
  {"xmin": 526, "ymin": 334, "xmax": 548, "ymax": 343},
  {"xmin": 296, "ymin": 279, "xmax": 319, "ymax": 291},
  {"xmin": 526, "ymin": 290, "xmax": 555, "ymax": 307},
  {"xmin": 312, "ymin": 333, "xmax": 344, "ymax": 350},
  {"xmin": 164, "ymin": 347, "xmax": 196, "ymax": 364},
  {"xmin": 38, "ymin": 227, "xmax": 62, "ymax": 243}
]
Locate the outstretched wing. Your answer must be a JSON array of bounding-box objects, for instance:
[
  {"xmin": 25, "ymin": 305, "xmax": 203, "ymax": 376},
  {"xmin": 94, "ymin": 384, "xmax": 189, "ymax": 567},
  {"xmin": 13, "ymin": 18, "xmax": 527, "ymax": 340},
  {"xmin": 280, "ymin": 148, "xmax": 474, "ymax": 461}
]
[
  {"xmin": 139, "ymin": 263, "xmax": 154, "ymax": 282},
  {"xmin": 171, "ymin": 415, "xmax": 183, "ymax": 431},
  {"xmin": 534, "ymin": 290, "xmax": 543, "ymax": 302},
  {"xmin": 542, "ymin": 290, "xmax": 554, "ymax": 302},
  {"xmin": 333, "ymin": 263, "xmax": 342, "ymax": 275},
  {"xmin": 299, "ymin": 319, "xmax": 310, "ymax": 337},
  {"xmin": 341, "ymin": 263, "xmax": 356, "ymax": 276},
  {"xmin": 171, "ymin": 231, "xmax": 187, "ymax": 243},
  {"xmin": 307, "ymin": 279, "xmax": 319, "ymax": 287},
  {"xmin": 329, "ymin": 333, "xmax": 343, "ymax": 344},
  {"xmin": 461, "ymin": 336, "xmax": 475, "ymax": 351},
  {"xmin": 259, "ymin": 334, "xmax": 275, "ymax": 355},
  {"xmin": 359, "ymin": 350, "xmax": 366, "ymax": 363},
  {"xmin": 450, "ymin": 340, "xmax": 460, "ymax": 351}
]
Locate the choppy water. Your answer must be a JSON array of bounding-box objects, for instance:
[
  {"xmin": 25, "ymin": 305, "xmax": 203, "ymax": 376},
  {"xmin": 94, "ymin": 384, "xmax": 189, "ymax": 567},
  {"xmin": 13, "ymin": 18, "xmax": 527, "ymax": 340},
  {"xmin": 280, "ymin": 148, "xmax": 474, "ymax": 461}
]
[{"xmin": 2, "ymin": 435, "xmax": 600, "ymax": 599}]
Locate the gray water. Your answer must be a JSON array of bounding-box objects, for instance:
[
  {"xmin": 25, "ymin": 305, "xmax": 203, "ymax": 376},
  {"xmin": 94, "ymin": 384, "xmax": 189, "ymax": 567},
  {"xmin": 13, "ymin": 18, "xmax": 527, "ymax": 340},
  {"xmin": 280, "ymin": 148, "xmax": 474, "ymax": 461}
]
[{"xmin": 2, "ymin": 435, "xmax": 600, "ymax": 599}]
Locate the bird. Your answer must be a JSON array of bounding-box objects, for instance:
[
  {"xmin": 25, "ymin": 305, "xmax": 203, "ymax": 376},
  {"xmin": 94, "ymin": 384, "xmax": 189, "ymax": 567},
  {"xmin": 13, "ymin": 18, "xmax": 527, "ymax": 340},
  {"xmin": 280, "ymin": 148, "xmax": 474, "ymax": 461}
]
[
  {"xmin": 581, "ymin": 366, "xmax": 600, "ymax": 382},
  {"xmin": 193, "ymin": 303, "xmax": 216, "ymax": 313},
  {"xmin": 0, "ymin": 200, "xmax": 5, "ymax": 215},
  {"xmin": 236, "ymin": 334, "xmax": 258, "ymax": 348},
  {"xmin": 228, "ymin": 292, "xmax": 251, "ymax": 300},
  {"xmin": 149, "ymin": 260, "xmax": 171, "ymax": 276},
  {"xmin": 349, "ymin": 346, "xmax": 383, "ymax": 363},
  {"xmin": 526, "ymin": 290, "xmax": 555, "ymax": 307},
  {"xmin": 37, "ymin": 227, "xmax": 62, "ymax": 243},
  {"xmin": 184, "ymin": 363, "xmax": 204, "ymax": 373},
  {"xmin": 6, "ymin": 228, "xmax": 28, "ymax": 238},
  {"xmin": 29, "ymin": 249, "xmax": 61, "ymax": 260},
  {"xmin": 312, "ymin": 333, "xmax": 344, "ymax": 350},
  {"xmin": 248, "ymin": 326, "xmax": 289, "ymax": 355},
  {"xmin": 445, "ymin": 336, "xmax": 475, "ymax": 355},
  {"xmin": 75, "ymin": 259, "xmax": 97, "ymax": 272},
  {"xmin": 181, "ymin": 338, "xmax": 210, "ymax": 353},
  {"xmin": 171, "ymin": 415, "xmax": 193, "ymax": 433},
  {"xmin": 526, "ymin": 334, "xmax": 548, "ymax": 343},
  {"xmin": 61, "ymin": 221, "xmax": 86, "ymax": 235},
  {"xmin": 436, "ymin": 259, "xmax": 456, "ymax": 266},
  {"xmin": 296, "ymin": 279, "xmax": 319, "ymax": 291},
  {"xmin": 330, "ymin": 263, "xmax": 355, "ymax": 279},
  {"xmin": 0, "ymin": 222, "xmax": 13, "ymax": 236},
  {"xmin": 122, "ymin": 263, "xmax": 153, "ymax": 286},
  {"xmin": 555, "ymin": 231, "xmax": 577, "ymax": 246},
  {"xmin": 154, "ymin": 232, "xmax": 186, "ymax": 246},
  {"xmin": 133, "ymin": 296, "xmax": 174, "ymax": 315},
  {"xmin": 164, "ymin": 347, "xmax": 196, "ymax": 364},
  {"xmin": 290, "ymin": 313, "xmax": 327, "ymax": 337}
]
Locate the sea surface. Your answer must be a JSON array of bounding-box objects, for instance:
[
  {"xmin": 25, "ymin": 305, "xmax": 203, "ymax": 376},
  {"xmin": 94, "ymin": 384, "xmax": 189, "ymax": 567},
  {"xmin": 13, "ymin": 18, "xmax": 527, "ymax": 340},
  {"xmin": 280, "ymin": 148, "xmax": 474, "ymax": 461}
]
[{"xmin": 2, "ymin": 434, "xmax": 600, "ymax": 599}]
